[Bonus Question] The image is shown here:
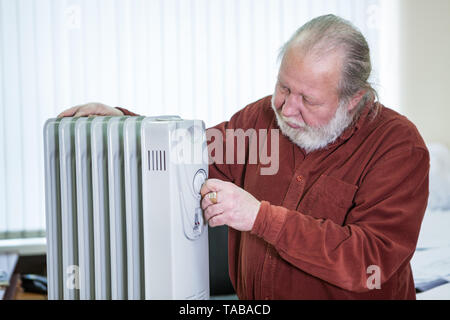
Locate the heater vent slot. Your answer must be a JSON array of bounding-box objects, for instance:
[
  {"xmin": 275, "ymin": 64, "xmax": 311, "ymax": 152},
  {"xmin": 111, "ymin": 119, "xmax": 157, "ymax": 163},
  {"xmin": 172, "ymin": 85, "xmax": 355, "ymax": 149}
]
[{"xmin": 148, "ymin": 150, "xmax": 166, "ymax": 171}]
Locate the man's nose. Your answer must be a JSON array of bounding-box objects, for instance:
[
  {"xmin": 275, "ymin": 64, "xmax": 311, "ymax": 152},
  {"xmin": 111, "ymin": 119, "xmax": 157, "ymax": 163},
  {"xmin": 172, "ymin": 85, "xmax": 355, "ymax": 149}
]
[{"xmin": 281, "ymin": 94, "xmax": 302, "ymax": 118}]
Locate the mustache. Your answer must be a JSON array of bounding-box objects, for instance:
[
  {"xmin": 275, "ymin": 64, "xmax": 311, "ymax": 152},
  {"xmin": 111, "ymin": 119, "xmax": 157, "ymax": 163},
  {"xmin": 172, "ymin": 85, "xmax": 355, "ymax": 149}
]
[
  {"xmin": 282, "ymin": 116, "xmax": 305, "ymax": 128},
  {"xmin": 273, "ymin": 107, "xmax": 310, "ymax": 130}
]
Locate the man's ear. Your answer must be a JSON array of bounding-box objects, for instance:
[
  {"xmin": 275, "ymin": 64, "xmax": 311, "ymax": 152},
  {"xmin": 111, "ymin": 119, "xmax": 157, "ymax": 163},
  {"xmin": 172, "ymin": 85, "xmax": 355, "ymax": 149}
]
[{"xmin": 347, "ymin": 89, "xmax": 366, "ymax": 112}]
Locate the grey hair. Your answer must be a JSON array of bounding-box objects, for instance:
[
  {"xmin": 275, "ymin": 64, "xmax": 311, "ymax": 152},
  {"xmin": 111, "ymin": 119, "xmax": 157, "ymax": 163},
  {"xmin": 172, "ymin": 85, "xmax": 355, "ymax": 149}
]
[{"xmin": 278, "ymin": 14, "xmax": 380, "ymax": 117}]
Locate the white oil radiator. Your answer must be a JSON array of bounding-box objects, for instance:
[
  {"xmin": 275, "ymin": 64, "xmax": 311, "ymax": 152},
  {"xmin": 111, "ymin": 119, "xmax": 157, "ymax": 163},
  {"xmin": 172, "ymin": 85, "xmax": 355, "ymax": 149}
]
[{"xmin": 43, "ymin": 116, "xmax": 209, "ymax": 300}]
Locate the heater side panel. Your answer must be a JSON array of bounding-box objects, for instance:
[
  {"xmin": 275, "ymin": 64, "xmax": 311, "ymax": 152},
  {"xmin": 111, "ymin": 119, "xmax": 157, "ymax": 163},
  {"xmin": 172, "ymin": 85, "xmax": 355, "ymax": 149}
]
[
  {"xmin": 141, "ymin": 120, "xmax": 174, "ymax": 299},
  {"xmin": 142, "ymin": 118, "xmax": 210, "ymax": 300},
  {"xmin": 171, "ymin": 120, "xmax": 210, "ymax": 300}
]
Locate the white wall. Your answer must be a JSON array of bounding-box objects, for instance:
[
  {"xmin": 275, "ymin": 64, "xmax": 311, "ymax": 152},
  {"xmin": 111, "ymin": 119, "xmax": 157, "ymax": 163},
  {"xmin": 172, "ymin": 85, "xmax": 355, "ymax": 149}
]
[{"xmin": 399, "ymin": 0, "xmax": 450, "ymax": 147}]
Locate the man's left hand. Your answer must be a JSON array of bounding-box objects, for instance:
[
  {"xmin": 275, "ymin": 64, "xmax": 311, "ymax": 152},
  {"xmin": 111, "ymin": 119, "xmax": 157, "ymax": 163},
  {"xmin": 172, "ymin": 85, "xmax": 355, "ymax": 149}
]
[{"xmin": 200, "ymin": 179, "xmax": 261, "ymax": 232}]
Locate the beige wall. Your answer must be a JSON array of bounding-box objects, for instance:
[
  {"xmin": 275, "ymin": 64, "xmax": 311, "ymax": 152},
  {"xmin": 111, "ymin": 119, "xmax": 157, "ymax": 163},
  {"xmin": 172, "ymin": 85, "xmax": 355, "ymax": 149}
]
[{"xmin": 398, "ymin": 0, "xmax": 450, "ymax": 147}]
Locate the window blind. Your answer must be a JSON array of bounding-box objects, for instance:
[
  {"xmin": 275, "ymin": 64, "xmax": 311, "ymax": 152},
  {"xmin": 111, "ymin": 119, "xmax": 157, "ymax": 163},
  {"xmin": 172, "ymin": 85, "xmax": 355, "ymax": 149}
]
[{"xmin": 0, "ymin": 0, "xmax": 384, "ymax": 240}]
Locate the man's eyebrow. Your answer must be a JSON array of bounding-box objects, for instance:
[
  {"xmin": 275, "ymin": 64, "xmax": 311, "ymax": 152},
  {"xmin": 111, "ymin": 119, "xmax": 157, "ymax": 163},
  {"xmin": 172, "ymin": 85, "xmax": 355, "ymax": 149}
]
[
  {"xmin": 303, "ymin": 93, "xmax": 323, "ymax": 104},
  {"xmin": 276, "ymin": 77, "xmax": 321, "ymax": 103},
  {"xmin": 300, "ymin": 91, "xmax": 313, "ymax": 100}
]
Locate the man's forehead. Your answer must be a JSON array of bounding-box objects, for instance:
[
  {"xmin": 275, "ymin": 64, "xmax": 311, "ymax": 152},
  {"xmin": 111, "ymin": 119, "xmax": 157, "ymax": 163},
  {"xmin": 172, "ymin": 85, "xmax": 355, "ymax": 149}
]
[
  {"xmin": 283, "ymin": 44, "xmax": 343, "ymax": 74},
  {"xmin": 279, "ymin": 47, "xmax": 343, "ymax": 95}
]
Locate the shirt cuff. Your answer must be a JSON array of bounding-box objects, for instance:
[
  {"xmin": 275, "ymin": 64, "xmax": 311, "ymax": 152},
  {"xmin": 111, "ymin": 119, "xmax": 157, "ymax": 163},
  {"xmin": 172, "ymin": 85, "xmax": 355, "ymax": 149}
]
[{"xmin": 250, "ymin": 201, "xmax": 287, "ymax": 245}]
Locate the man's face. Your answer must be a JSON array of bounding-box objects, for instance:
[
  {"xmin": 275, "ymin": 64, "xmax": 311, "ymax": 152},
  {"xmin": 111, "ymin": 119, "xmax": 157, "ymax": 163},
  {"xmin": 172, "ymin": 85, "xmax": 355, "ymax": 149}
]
[{"xmin": 272, "ymin": 46, "xmax": 354, "ymax": 152}]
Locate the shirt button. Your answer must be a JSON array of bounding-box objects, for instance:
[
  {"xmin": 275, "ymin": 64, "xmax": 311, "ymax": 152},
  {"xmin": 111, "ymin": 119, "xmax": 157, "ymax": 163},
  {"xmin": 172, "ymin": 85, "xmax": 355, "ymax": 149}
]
[{"xmin": 296, "ymin": 175, "xmax": 303, "ymax": 182}]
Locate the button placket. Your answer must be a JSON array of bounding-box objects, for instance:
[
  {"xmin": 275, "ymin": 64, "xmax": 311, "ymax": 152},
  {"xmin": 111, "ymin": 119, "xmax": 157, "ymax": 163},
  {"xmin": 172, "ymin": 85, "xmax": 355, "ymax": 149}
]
[
  {"xmin": 268, "ymin": 247, "xmax": 278, "ymax": 299},
  {"xmin": 260, "ymin": 244, "xmax": 277, "ymax": 299},
  {"xmin": 282, "ymin": 171, "xmax": 306, "ymax": 210}
]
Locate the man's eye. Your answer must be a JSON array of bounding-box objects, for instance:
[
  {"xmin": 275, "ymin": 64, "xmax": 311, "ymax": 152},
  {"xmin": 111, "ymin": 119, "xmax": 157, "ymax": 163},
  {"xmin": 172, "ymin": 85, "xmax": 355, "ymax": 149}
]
[
  {"xmin": 306, "ymin": 101, "xmax": 323, "ymax": 107},
  {"xmin": 280, "ymin": 86, "xmax": 290, "ymax": 94},
  {"xmin": 303, "ymin": 97, "xmax": 317, "ymax": 106}
]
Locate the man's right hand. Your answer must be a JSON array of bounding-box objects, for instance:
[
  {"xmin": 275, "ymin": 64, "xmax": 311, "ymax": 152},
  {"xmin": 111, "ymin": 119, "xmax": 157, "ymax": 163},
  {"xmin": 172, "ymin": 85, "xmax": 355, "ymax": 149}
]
[{"xmin": 57, "ymin": 102, "xmax": 124, "ymax": 118}]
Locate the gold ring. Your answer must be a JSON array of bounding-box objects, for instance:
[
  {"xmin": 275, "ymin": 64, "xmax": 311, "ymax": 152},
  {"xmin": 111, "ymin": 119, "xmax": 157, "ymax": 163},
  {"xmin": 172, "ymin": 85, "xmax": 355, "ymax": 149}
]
[{"xmin": 207, "ymin": 191, "xmax": 218, "ymax": 204}]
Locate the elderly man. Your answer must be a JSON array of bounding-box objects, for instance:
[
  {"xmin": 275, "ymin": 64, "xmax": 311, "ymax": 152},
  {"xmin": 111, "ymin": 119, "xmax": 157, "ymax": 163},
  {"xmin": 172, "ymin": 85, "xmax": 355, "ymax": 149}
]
[{"xmin": 59, "ymin": 15, "xmax": 429, "ymax": 299}]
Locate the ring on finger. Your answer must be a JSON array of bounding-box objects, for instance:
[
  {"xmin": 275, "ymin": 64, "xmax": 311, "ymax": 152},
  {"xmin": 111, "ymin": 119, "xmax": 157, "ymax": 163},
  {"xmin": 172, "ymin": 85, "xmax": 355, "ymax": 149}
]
[{"xmin": 207, "ymin": 191, "xmax": 218, "ymax": 204}]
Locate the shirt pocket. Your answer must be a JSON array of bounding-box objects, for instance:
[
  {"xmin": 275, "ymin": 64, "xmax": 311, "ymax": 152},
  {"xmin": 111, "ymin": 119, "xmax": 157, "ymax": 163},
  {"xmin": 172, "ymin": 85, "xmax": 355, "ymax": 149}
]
[{"xmin": 297, "ymin": 174, "xmax": 358, "ymax": 225}]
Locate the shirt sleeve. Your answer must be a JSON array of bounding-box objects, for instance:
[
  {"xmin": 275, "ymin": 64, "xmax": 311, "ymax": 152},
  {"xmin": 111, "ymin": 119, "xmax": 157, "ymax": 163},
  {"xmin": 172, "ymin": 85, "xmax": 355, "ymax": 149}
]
[{"xmin": 250, "ymin": 144, "xmax": 430, "ymax": 293}]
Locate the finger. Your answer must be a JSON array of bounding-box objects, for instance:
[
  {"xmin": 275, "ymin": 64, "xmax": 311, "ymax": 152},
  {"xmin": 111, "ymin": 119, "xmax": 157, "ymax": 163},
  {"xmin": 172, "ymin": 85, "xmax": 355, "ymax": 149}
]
[
  {"xmin": 57, "ymin": 105, "xmax": 80, "ymax": 118},
  {"xmin": 200, "ymin": 179, "xmax": 225, "ymax": 198},
  {"xmin": 204, "ymin": 203, "xmax": 225, "ymax": 221},
  {"xmin": 74, "ymin": 108, "xmax": 95, "ymax": 117},
  {"xmin": 201, "ymin": 196, "xmax": 213, "ymax": 210},
  {"xmin": 201, "ymin": 191, "xmax": 221, "ymax": 210},
  {"xmin": 74, "ymin": 103, "xmax": 102, "ymax": 117},
  {"xmin": 208, "ymin": 213, "xmax": 226, "ymax": 228}
]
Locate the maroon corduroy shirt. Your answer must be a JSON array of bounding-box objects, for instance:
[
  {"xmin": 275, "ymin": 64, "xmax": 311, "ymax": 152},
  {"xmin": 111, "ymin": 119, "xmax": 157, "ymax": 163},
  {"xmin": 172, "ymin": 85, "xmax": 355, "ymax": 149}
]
[{"xmin": 117, "ymin": 94, "xmax": 429, "ymax": 299}]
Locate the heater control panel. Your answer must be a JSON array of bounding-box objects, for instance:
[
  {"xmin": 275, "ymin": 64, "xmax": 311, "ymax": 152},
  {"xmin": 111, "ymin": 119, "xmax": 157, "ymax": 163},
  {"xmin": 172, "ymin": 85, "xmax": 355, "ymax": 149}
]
[
  {"xmin": 171, "ymin": 121, "xmax": 209, "ymax": 241},
  {"xmin": 190, "ymin": 169, "xmax": 207, "ymax": 237}
]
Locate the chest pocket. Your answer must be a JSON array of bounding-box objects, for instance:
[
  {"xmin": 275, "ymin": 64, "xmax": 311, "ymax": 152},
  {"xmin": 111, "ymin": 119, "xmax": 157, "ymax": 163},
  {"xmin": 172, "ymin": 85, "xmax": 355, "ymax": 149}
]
[{"xmin": 297, "ymin": 174, "xmax": 358, "ymax": 226}]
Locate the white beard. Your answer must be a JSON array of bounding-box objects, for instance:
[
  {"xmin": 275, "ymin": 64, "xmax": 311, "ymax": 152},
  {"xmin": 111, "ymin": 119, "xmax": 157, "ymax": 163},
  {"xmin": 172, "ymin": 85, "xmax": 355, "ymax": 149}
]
[{"xmin": 271, "ymin": 98, "xmax": 354, "ymax": 153}]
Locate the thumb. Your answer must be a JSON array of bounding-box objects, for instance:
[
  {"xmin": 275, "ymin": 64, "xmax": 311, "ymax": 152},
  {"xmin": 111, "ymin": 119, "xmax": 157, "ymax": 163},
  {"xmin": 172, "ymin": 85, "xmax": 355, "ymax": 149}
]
[{"xmin": 57, "ymin": 105, "xmax": 80, "ymax": 118}]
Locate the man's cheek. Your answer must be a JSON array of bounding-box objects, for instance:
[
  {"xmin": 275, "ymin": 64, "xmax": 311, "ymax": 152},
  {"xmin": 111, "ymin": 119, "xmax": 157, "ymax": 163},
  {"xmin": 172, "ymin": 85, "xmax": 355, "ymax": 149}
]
[{"xmin": 273, "ymin": 95, "xmax": 284, "ymax": 110}]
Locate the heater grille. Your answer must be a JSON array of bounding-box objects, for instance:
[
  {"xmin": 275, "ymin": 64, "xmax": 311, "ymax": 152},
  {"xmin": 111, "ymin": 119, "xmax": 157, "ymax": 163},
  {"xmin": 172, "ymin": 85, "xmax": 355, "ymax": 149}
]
[{"xmin": 148, "ymin": 150, "xmax": 167, "ymax": 171}]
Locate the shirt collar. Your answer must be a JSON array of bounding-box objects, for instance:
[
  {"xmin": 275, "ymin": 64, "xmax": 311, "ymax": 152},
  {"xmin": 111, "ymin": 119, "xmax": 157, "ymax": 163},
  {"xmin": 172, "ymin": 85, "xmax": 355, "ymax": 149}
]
[
  {"xmin": 340, "ymin": 104, "xmax": 370, "ymax": 140},
  {"xmin": 327, "ymin": 99, "xmax": 376, "ymax": 147}
]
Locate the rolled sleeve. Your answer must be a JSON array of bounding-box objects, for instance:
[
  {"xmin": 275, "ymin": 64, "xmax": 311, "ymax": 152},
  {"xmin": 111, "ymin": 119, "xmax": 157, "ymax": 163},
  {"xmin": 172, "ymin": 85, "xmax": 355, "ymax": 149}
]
[{"xmin": 251, "ymin": 201, "xmax": 288, "ymax": 245}]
